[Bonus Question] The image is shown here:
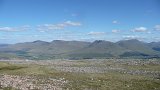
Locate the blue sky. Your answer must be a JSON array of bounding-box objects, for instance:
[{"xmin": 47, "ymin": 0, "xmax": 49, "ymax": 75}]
[{"xmin": 0, "ymin": 0, "xmax": 160, "ymax": 43}]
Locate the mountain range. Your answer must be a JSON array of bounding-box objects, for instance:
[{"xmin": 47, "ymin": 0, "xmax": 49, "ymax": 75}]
[{"xmin": 0, "ymin": 39, "xmax": 160, "ymax": 60}]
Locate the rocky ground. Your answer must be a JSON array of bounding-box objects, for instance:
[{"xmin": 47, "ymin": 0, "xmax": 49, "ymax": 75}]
[
  {"xmin": 0, "ymin": 74, "xmax": 67, "ymax": 90},
  {"xmin": 0, "ymin": 59, "xmax": 160, "ymax": 90}
]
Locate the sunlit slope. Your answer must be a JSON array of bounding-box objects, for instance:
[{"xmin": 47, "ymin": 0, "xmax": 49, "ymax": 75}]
[{"xmin": 0, "ymin": 39, "xmax": 160, "ymax": 59}]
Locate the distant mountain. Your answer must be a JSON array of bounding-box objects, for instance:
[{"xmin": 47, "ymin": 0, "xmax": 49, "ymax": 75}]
[
  {"xmin": 67, "ymin": 40, "xmax": 128, "ymax": 58},
  {"xmin": 0, "ymin": 40, "xmax": 91, "ymax": 59},
  {"xmin": 148, "ymin": 42, "xmax": 160, "ymax": 52},
  {"xmin": 116, "ymin": 39, "xmax": 159, "ymax": 56},
  {"xmin": 0, "ymin": 39, "xmax": 160, "ymax": 60},
  {"xmin": 0, "ymin": 44, "xmax": 9, "ymax": 47}
]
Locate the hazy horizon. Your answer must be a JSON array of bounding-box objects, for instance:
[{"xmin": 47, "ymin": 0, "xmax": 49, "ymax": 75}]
[{"xmin": 1, "ymin": 38, "xmax": 160, "ymax": 44}]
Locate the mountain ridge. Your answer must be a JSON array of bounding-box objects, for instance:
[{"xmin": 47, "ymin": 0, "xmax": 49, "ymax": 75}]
[{"xmin": 0, "ymin": 39, "xmax": 160, "ymax": 60}]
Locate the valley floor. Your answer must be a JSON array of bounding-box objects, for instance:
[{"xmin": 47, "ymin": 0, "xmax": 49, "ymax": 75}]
[{"xmin": 0, "ymin": 59, "xmax": 160, "ymax": 90}]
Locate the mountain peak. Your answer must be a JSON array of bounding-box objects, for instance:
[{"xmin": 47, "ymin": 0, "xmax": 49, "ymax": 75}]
[
  {"xmin": 93, "ymin": 40, "xmax": 106, "ymax": 43},
  {"xmin": 32, "ymin": 40, "xmax": 49, "ymax": 44},
  {"xmin": 33, "ymin": 40, "xmax": 44, "ymax": 43},
  {"xmin": 52, "ymin": 40, "xmax": 65, "ymax": 43},
  {"xmin": 0, "ymin": 39, "xmax": 160, "ymax": 59}
]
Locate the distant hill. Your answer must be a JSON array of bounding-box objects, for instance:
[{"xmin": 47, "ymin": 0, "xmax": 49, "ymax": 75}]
[
  {"xmin": 0, "ymin": 39, "xmax": 160, "ymax": 60},
  {"xmin": 67, "ymin": 40, "xmax": 128, "ymax": 59},
  {"xmin": 148, "ymin": 42, "xmax": 160, "ymax": 52}
]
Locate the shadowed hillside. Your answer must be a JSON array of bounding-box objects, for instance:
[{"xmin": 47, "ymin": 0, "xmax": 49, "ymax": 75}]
[{"xmin": 0, "ymin": 39, "xmax": 160, "ymax": 60}]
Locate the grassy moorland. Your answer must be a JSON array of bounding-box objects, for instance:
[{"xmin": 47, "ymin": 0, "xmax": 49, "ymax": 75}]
[{"xmin": 0, "ymin": 59, "xmax": 160, "ymax": 90}]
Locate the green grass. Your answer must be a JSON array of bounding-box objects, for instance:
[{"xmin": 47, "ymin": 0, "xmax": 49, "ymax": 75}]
[
  {"xmin": 0, "ymin": 62, "xmax": 45, "ymax": 75},
  {"xmin": 0, "ymin": 61, "xmax": 159, "ymax": 90},
  {"xmin": 47, "ymin": 72, "xmax": 159, "ymax": 90}
]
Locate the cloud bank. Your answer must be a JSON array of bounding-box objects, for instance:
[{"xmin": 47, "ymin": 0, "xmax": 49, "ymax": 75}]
[
  {"xmin": 87, "ymin": 31, "xmax": 106, "ymax": 35},
  {"xmin": 154, "ymin": 25, "xmax": 160, "ymax": 31},
  {"xmin": 37, "ymin": 21, "xmax": 82, "ymax": 31},
  {"xmin": 112, "ymin": 29, "xmax": 120, "ymax": 33},
  {"xmin": 0, "ymin": 25, "xmax": 30, "ymax": 32},
  {"xmin": 132, "ymin": 27, "xmax": 147, "ymax": 32}
]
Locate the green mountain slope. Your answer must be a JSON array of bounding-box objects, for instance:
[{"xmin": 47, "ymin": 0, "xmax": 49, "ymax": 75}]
[{"xmin": 0, "ymin": 39, "xmax": 160, "ymax": 59}]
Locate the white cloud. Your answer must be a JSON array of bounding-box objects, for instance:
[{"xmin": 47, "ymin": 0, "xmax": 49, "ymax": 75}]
[
  {"xmin": 87, "ymin": 31, "xmax": 106, "ymax": 35},
  {"xmin": 122, "ymin": 35, "xmax": 146, "ymax": 41},
  {"xmin": 154, "ymin": 25, "xmax": 160, "ymax": 31},
  {"xmin": 112, "ymin": 20, "xmax": 119, "ymax": 24},
  {"xmin": 64, "ymin": 21, "xmax": 81, "ymax": 26},
  {"xmin": 112, "ymin": 29, "xmax": 120, "ymax": 33},
  {"xmin": 0, "ymin": 37, "xmax": 8, "ymax": 40},
  {"xmin": 132, "ymin": 27, "xmax": 147, "ymax": 32},
  {"xmin": 71, "ymin": 13, "xmax": 78, "ymax": 17},
  {"xmin": 0, "ymin": 25, "xmax": 30, "ymax": 32},
  {"xmin": 123, "ymin": 35, "xmax": 139, "ymax": 40},
  {"xmin": 0, "ymin": 27, "xmax": 12, "ymax": 31},
  {"xmin": 37, "ymin": 21, "xmax": 81, "ymax": 31},
  {"xmin": 147, "ymin": 31, "xmax": 151, "ymax": 34},
  {"xmin": 39, "ymin": 30, "xmax": 46, "ymax": 33},
  {"xmin": 37, "ymin": 24, "xmax": 64, "ymax": 31}
]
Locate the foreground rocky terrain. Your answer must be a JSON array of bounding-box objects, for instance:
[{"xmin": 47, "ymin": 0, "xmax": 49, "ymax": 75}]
[
  {"xmin": 0, "ymin": 59, "xmax": 160, "ymax": 90},
  {"xmin": 0, "ymin": 74, "xmax": 67, "ymax": 90}
]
